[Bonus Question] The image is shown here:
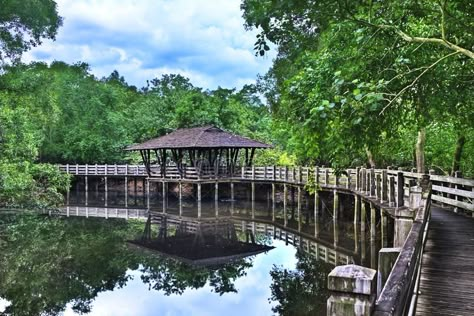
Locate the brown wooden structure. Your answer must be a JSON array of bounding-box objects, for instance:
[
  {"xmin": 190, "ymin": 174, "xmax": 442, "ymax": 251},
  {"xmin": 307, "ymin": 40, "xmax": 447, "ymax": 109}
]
[{"xmin": 126, "ymin": 126, "xmax": 272, "ymax": 178}]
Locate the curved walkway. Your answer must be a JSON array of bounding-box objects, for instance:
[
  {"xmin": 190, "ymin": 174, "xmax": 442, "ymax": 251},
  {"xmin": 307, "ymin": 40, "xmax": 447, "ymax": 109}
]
[{"xmin": 416, "ymin": 207, "xmax": 474, "ymax": 315}]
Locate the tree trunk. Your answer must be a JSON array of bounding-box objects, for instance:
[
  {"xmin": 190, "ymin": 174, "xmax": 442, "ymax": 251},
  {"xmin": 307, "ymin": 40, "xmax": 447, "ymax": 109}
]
[
  {"xmin": 451, "ymin": 134, "xmax": 466, "ymax": 176},
  {"xmin": 415, "ymin": 128, "xmax": 426, "ymax": 173},
  {"xmin": 365, "ymin": 146, "xmax": 376, "ymax": 168}
]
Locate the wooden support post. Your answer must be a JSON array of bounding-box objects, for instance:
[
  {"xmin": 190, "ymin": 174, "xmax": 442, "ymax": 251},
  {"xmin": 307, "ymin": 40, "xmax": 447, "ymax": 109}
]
[
  {"xmin": 397, "ymin": 171, "xmax": 404, "ymax": 207},
  {"xmin": 361, "ymin": 201, "xmax": 367, "ymax": 233},
  {"xmin": 333, "ymin": 211, "xmax": 339, "ymax": 247},
  {"xmin": 272, "ymin": 165, "xmax": 276, "ymax": 180},
  {"xmin": 104, "ymin": 177, "xmax": 108, "ymax": 207},
  {"xmin": 230, "ymin": 182, "xmax": 235, "ymax": 201},
  {"xmin": 315, "ymin": 190, "xmax": 320, "ymax": 237},
  {"xmin": 179, "ymin": 182, "xmax": 183, "ymax": 217},
  {"xmin": 85, "ymin": 176, "xmax": 89, "ymax": 206},
  {"xmin": 370, "ymin": 203, "xmax": 376, "ymax": 242},
  {"xmin": 354, "ymin": 194, "xmax": 360, "ymax": 226},
  {"xmin": 298, "ymin": 167, "xmax": 302, "ymax": 184},
  {"xmin": 124, "ymin": 177, "xmax": 128, "ymax": 208},
  {"xmin": 333, "ymin": 190, "xmax": 339, "ymax": 220},
  {"xmin": 297, "ymin": 186, "xmax": 302, "ymax": 232},
  {"xmin": 272, "ymin": 183, "xmax": 276, "ymax": 222},
  {"xmin": 215, "ymin": 182, "xmax": 219, "ymax": 202},
  {"xmin": 146, "ymin": 179, "xmax": 150, "ymax": 210},
  {"xmin": 381, "ymin": 209, "xmax": 388, "ymax": 248},
  {"xmin": 325, "ymin": 168, "xmax": 329, "ymax": 186},
  {"xmin": 285, "ymin": 166, "xmax": 289, "ymax": 181},
  {"xmin": 252, "ymin": 165, "xmax": 255, "ymax": 180},
  {"xmin": 197, "ymin": 183, "xmax": 202, "ymax": 219},
  {"xmin": 161, "ymin": 181, "xmax": 166, "ymax": 213},
  {"xmin": 251, "ymin": 182, "xmax": 255, "ymax": 201},
  {"xmin": 283, "ymin": 184, "xmax": 288, "ymax": 226}
]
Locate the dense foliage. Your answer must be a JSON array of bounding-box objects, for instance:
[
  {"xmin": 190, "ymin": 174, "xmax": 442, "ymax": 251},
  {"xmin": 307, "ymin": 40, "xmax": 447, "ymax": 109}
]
[{"xmin": 243, "ymin": 0, "xmax": 474, "ymax": 175}]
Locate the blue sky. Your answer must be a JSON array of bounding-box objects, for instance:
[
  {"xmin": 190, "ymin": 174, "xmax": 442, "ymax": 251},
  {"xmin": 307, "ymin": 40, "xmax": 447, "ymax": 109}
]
[{"xmin": 23, "ymin": 0, "xmax": 275, "ymax": 90}]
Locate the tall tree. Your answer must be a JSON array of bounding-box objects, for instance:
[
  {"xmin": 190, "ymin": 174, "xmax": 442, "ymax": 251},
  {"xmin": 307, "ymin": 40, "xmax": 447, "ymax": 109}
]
[{"xmin": 0, "ymin": 0, "xmax": 63, "ymax": 64}]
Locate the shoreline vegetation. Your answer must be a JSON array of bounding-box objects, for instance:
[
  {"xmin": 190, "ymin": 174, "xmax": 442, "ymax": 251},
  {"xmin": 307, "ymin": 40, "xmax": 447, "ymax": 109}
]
[{"xmin": 1, "ymin": 0, "xmax": 473, "ymax": 210}]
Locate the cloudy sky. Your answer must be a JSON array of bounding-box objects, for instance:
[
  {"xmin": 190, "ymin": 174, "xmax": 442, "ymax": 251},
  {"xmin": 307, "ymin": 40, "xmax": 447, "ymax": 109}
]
[{"xmin": 23, "ymin": 0, "xmax": 274, "ymax": 90}]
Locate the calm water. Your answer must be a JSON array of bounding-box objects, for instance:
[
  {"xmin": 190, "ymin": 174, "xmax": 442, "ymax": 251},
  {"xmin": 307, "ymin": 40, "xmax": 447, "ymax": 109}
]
[{"xmin": 0, "ymin": 183, "xmax": 381, "ymax": 316}]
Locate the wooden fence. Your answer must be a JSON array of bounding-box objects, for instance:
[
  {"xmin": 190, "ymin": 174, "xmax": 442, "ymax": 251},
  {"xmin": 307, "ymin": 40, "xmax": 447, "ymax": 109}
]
[{"xmin": 59, "ymin": 164, "xmax": 474, "ymax": 214}]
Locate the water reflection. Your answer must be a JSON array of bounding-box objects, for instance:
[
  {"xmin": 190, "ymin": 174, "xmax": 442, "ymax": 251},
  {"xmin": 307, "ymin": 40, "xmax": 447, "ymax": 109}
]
[{"xmin": 0, "ymin": 184, "xmax": 382, "ymax": 316}]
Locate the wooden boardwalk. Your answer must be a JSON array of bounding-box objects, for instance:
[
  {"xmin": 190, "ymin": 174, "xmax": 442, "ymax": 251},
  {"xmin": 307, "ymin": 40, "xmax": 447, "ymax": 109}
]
[{"xmin": 416, "ymin": 206, "xmax": 474, "ymax": 315}]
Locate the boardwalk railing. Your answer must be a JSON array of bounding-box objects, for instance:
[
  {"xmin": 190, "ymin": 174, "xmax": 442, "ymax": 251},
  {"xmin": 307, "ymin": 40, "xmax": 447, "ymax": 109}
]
[
  {"xmin": 59, "ymin": 164, "xmax": 474, "ymax": 214},
  {"xmin": 373, "ymin": 188, "xmax": 432, "ymax": 316}
]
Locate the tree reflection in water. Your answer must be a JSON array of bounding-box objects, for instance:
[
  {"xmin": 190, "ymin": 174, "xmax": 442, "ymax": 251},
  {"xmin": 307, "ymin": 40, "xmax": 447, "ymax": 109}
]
[
  {"xmin": 0, "ymin": 213, "xmax": 253, "ymax": 316},
  {"xmin": 269, "ymin": 250, "xmax": 333, "ymax": 315}
]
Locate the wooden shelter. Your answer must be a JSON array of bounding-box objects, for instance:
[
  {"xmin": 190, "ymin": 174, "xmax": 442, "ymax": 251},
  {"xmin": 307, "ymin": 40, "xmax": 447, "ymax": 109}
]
[{"xmin": 126, "ymin": 126, "xmax": 272, "ymax": 177}]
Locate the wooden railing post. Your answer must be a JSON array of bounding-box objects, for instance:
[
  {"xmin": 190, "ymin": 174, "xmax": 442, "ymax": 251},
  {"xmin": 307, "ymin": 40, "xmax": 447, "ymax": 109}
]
[
  {"xmin": 298, "ymin": 166, "xmax": 302, "ymax": 184},
  {"xmin": 273, "ymin": 165, "xmax": 276, "ymax": 180},
  {"xmin": 285, "ymin": 166, "xmax": 289, "ymax": 181},
  {"xmin": 241, "ymin": 166, "xmax": 245, "ymax": 179},
  {"xmin": 346, "ymin": 169, "xmax": 351, "ymax": 189},
  {"xmin": 355, "ymin": 167, "xmax": 360, "ymax": 191},
  {"xmin": 315, "ymin": 166, "xmax": 320, "ymax": 186},
  {"xmin": 370, "ymin": 167, "xmax": 375, "ymax": 196},
  {"xmin": 252, "ymin": 166, "xmax": 255, "ymax": 180},
  {"xmin": 397, "ymin": 171, "xmax": 404, "ymax": 207},
  {"xmin": 454, "ymin": 171, "xmax": 462, "ymax": 213},
  {"xmin": 325, "ymin": 169, "xmax": 329, "ymax": 186},
  {"xmin": 388, "ymin": 176, "xmax": 395, "ymax": 207},
  {"xmin": 381, "ymin": 170, "xmax": 388, "ymax": 202}
]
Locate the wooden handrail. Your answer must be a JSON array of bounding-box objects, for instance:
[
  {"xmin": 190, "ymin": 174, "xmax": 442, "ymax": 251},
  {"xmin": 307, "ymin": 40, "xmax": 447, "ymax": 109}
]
[{"xmin": 58, "ymin": 164, "xmax": 473, "ymax": 213}]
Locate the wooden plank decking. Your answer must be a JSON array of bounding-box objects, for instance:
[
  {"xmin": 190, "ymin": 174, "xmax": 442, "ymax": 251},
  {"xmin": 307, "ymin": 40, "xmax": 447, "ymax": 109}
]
[{"xmin": 416, "ymin": 206, "xmax": 474, "ymax": 315}]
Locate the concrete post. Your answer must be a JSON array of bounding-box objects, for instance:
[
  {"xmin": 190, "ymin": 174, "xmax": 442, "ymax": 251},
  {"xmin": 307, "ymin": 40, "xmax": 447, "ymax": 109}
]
[
  {"xmin": 377, "ymin": 248, "xmax": 401, "ymax": 297},
  {"xmin": 381, "ymin": 170, "xmax": 388, "ymax": 202},
  {"xmin": 104, "ymin": 177, "xmax": 108, "ymax": 207},
  {"xmin": 230, "ymin": 182, "xmax": 234, "ymax": 201},
  {"xmin": 355, "ymin": 167, "xmax": 360, "ymax": 191},
  {"xmin": 85, "ymin": 176, "xmax": 89, "ymax": 206},
  {"xmin": 327, "ymin": 265, "xmax": 376, "ymax": 316},
  {"xmin": 381, "ymin": 210, "xmax": 388, "ymax": 248},
  {"xmin": 215, "ymin": 182, "xmax": 219, "ymax": 202}
]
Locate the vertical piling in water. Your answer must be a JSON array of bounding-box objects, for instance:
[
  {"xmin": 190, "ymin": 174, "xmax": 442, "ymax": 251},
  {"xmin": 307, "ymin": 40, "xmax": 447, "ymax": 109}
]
[
  {"xmin": 272, "ymin": 183, "xmax": 276, "ymax": 222},
  {"xmin": 297, "ymin": 186, "xmax": 302, "ymax": 232},
  {"xmin": 124, "ymin": 177, "xmax": 128, "ymax": 208},
  {"xmin": 178, "ymin": 182, "xmax": 183, "ymax": 217},
  {"xmin": 283, "ymin": 184, "xmax": 288, "ymax": 226},
  {"xmin": 197, "ymin": 183, "xmax": 202, "ymax": 218}
]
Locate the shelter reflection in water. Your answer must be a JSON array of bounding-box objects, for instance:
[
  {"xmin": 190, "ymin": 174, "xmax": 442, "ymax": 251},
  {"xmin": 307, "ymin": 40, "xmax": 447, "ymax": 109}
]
[{"xmin": 131, "ymin": 213, "xmax": 274, "ymax": 266}]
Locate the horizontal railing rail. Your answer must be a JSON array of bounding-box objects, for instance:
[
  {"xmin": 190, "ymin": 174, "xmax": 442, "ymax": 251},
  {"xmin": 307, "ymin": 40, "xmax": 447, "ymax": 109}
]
[{"xmin": 59, "ymin": 164, "xmax": 474, "ymax": 214}]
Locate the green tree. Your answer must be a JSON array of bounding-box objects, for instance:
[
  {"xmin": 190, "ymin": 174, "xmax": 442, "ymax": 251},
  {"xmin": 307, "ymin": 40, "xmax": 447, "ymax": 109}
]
[{"xmin": 0, "ymin": 0, "xmax": 63, "ymax": 63}]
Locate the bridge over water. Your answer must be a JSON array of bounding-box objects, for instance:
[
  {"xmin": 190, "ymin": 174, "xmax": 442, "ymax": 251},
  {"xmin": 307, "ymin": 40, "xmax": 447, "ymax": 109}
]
[{"xmin": 61, "ymin": 164, "xmax": 474, "ymax": 315}]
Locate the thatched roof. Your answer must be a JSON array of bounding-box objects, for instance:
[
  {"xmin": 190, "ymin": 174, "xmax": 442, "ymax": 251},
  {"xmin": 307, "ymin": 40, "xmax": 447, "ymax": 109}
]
[{"xmin": 126, "ymin": 126, "xmax": 272, "ymax": 150}]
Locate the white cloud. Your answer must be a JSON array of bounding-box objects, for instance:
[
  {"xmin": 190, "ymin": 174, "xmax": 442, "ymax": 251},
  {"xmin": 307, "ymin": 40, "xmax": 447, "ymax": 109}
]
[{"xmin": 23, "ymin": 0, "xmax": 275, "ymax": 89}]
